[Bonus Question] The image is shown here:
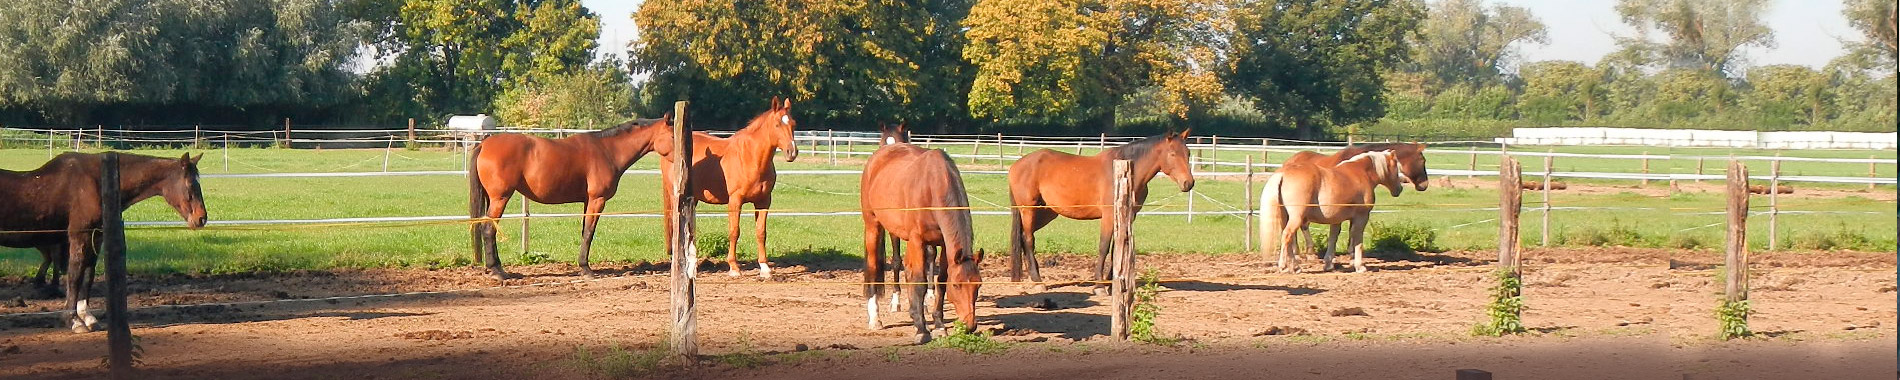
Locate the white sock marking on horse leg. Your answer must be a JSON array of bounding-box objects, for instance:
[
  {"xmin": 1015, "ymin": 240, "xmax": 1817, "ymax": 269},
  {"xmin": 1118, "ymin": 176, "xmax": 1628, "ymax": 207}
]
[
  {"xmin": 889, "ymin": 290, "xmax": 902, "ymax": 312},
  {"xmin": 866, "ymin": 296, "xmax": 880, "ymax": 329},
  {"xmin": 75, "ymin": 299, "xmax": 97, "ymax": 331},
  {"xmin": 758, "ymin": 262, "xmax": 772, "ymax": 278}
]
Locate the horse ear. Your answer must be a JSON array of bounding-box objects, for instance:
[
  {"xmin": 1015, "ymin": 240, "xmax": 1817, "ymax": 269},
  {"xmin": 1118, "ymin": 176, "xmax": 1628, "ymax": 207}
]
[
  {"xmin": 1178, "ymin": 129, "xmax": 1192, "ymax": 139},
  {"xmin": 190, "ymin": 153, "xmax": 203, "ymax": 164},
  {"xmin": 769, "ymin": 96, "xmax": 781, "ymax": 110},
  {"xmin": 781, "ymin": 97, "xmax": 792, "ymax": 110}
]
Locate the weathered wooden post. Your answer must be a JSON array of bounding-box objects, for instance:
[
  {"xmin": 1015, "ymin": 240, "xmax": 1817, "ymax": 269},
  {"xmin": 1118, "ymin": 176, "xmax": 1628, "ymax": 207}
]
[
  {"xmin": 669, "ymin": 101, "xmax": 698, "ymax": 362},
  {"xmin": 520, "ymin": 197, "xmax": 531, "ymax": 255},
  {"xmin": 407, "ymin": 118, "xmax": 417, "ymax": 147},
  {"xmin": 1108, "ymin": 159, "xmax": 1135, "ymax": 340},
  {"xmin": 193, "ymin": 125, "xmax": 203, "ymax": 149},
  {"xmin": 100, "ymin": 152, "xmax": 133, "ymax": 378},
  {"xmin": 1541, "ymin": 152, "xmax": 1553, "ymax": 247},
  {"xmin": 1722, "ymin": 160, "xmax": 1751, "ymax": 339},
  {"xmin": 1499, "ymin": 155, "xmax": 1522, "ymax": 275},
  {"xmin": 283, "ymin": 118, "xmax": 293, "ymax": 148},
  {"xmin": 1467, "ymin": 146, "xmax": 1478, "ymax": 179},
  {"xmin": 1640, "ymin": 151, "xmax": 1651, "ymax": 186},
  {"xmin": 1696, "ymin": 157, "xmax": 1705, "ymax": 183},
  {"xmin": 1768, "ymin": 157, "xmax": 1780, "ymax": 250},
  {"xmin": 1244, "ymin": 154, "xmax": 1255, "ymax": 252}
]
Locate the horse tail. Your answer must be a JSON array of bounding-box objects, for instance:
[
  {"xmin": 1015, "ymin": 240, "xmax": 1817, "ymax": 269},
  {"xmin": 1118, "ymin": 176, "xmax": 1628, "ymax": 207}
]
[
  {"xmin": 468, "ymin": 143, "xmax": 487, "ymax": 265},
  {"xmin": 1261, "ymin": 172, "xmax": 1285, "ymax": 266},
  {"xmin": 1007, "ymin": 191, "xmax": 1025, "ymax": 282}
]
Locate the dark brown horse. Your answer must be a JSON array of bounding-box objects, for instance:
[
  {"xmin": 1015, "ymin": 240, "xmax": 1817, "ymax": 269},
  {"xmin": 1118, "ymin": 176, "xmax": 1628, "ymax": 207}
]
[
  {"xmin": 1006, "ymin": 131, "xmax": 1195, "ymax": 291},
  {"xmin": 860, "ymin": 135, "xmax": 981, "ymax": 343},
  {"xmin": 660, "ymin": 98, "xmax": 799, "ymax": 278},
  {"xmin": 469, "ymin": 116, "xmax": 674, "ymax": 280},
  {"xmin": 1, "ymin": 152, "xmax": 208, "ymax": 332}
]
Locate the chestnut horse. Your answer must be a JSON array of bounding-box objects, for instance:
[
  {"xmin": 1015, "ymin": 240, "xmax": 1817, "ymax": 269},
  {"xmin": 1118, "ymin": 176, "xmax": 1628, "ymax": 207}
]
[
  {"xmin": 1270, "ymin": 142, "xmax": 1429, "ymax": 261},
  {"xmin": 1260, "ymin": 150, "xmax": 1407, "ymax": 273},
  {"xmin": 660, "ymin": 98, "xmax": 799, "ymax": 278},
  {"xmin": 1006, "ymin": 131, "xmax": 1196, "ymax": 290},
  {"xmin": 860, "ymin": 136, "xmax": 982, "ymax": 343},
  {"xmin": 469, "ymin": 116, "xmax": 674, "ymax": 279},
  {"xmin": 1, "ymin": 152, "xmax": 209, "ymax": 332}
]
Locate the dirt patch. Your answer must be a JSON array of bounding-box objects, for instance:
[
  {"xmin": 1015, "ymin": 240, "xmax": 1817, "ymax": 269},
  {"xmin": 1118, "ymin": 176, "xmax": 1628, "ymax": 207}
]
[{"xmin": 0, "ymin": 248, "xmax": 1892, "ymax": 379}]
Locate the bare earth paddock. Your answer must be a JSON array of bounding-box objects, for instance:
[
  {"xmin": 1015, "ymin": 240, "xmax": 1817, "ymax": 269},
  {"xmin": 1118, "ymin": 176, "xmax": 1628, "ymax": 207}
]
[{"xmin": 1, "ymin": 248, "xmax": 1893, "ymax": 379}]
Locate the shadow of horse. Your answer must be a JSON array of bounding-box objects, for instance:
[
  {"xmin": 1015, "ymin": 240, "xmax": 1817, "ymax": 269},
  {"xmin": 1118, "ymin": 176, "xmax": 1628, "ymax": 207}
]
[
  {"xmin": 1161, "ymin": 281, "xmax": 1326, "ymax": 295},
  {"xmin": 984, "ymin": 311, "xmax": 1107, "ymax": 341},
  {"xmin": 992, "ymin": 292, "xmax": 1099, "ymax": 310}
]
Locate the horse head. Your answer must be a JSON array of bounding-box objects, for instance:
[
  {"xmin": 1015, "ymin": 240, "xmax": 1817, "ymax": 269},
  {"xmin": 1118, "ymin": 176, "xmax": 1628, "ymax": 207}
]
[
  {"xmin": 1399, "ymin": 142, "xmax": 1429, "ymax": 191},
  {"xmin": 1159, "ymin": 130, "xmax": 1196, "ymax": 192},
  {"xmin": 647, "ymin": 112, "xmax": 677, "ymax": 158},
  {"xmin": 764, "ymin": 97, "xmax": 799, "ymax": 162},
  {"xmin": 878, "ymin": 123, "xmax": 911, "ymax": 145},
  {"xmin": 1373, "ymin": 151, "xmax": 1406, "ymax": 197},
  {"xmin": 946, "ymin": 248, "xmax": 984, "ymax": 333},
  {"xmin": 164, "ymin": 153, "xmax": 209, "ymax": 229}
]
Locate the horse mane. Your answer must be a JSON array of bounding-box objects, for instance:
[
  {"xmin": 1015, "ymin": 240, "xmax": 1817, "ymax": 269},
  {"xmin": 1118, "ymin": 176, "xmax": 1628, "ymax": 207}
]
[
  {"xmin": 1106, "ymin": 134, "xmax": 1170, "ymax": 160},
  {"xmin": 1338, "ymin": 150, "xmax": 1392, "ymax": 179},
  {"xmin": 1337, "ymin": 142, "xmax": 1414, "ymax": 157},
  {"xmin": 739, "ymin": 106, "xmax": 787, "ymax": 132},
  {"xmin": 590, "ymin": 117, "xmax": 666, "ymax": 138}
]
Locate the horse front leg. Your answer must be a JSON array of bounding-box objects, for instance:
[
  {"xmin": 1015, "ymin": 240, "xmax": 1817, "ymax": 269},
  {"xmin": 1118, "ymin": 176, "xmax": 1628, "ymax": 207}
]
[
  {"xmin": 1320, "ymin": 224, "xmax": 1343, "ymax": 272},
  {"xmin": 753, "ymin": 206, "xmax": 772, "ymax": 278},
  {"xmin": 725, "ymin": 202, "xmax": 744, "ymax": 277},
  {"xmin": 1094, "ymin": 217, "xmax": 1115, "ymax": 295},
  {"xmin": 63, "ymin": 232, "xmax": 96, "ymax": 333},
  {"xmin": 1348, "ymin": 216, "xmax": 1370, "ymax": 273},
  {"xmin": 863, "ymin": 223, "xmax": 884, "ymax": 330},
  {"xmin": 927, "ymin": 244, "xmax": 946, "ymax": 334},
  {"xmin": 576, "ymin": 197, "xmax": 606, "ymax": 278},
  {"xmin": 903, "ymin": 239, "xmax": 931, "ymax": 344}
]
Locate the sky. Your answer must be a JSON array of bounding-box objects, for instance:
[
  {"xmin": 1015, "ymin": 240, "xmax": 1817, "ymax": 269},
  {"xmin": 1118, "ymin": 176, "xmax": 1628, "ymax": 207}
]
[{"xmin": 581, "ymin": 0, "xmax": 1862, "ymax": 71}]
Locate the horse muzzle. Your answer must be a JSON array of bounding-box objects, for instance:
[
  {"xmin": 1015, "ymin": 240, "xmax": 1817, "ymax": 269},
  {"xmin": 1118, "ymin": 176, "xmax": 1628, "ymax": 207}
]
[
  {"xmin": 782, "ymin": 146, "xmax": 799, "ymax": 162},
  {"xmin": 1178, "ymin": 179, "xmax": 1197, "ymax": 192}
]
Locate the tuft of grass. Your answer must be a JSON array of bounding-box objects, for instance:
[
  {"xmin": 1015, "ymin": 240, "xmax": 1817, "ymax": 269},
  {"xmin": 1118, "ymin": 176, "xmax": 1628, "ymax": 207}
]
[
  {"xmin": 1130, "ymin": 268, "xmax": 1177, "ymax": 346},
  {"xmin": 924, "ymin": 322, "xmax": 1009, "ymax": 355},
  {"xmin": 1368, "ymin": 220, "xmax": 1440, "ymax": 260},
  {"xmin": 565, "ymin": 343, "xmax": 667, "ymax": 378},
  {"xmin": 1471, "ymin": 267, "xmax": 1526, "ymax": 337},
  {"xmin": 1559, "ymin": 219, "xmax": 1650, "ymax": 247},
  {"xmin": 519, "ymin": 250, "xmax": 552, "ymax": 265},
  {"xmin": 1786, "ymin": 225, "xmax": 1880, "ymax": 251}
]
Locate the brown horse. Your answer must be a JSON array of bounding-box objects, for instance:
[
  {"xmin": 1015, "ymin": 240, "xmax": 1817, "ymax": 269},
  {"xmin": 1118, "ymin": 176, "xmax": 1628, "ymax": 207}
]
[
  {"xmin": 660, "ymin": 98, "xmax": 799, "ymax": 278},
  {"xmin": 1261, "ymin": 150, "xmax": 1407, "ymax": 273},
  {"xmin": 1271, "ymin": 142, "xmax": 1429, "ymax": 261},
  {"xmin": 469, "ymin": 116, "xmax": 674, "ymax": 280},
  {"xmin": 1, "ymin": 152, "xmax": 208, "ymax": 332},
  {"xmin": 1006, "ymin": 131, "xmax": 1196, "ymax": 290},
  {"xmin": 860, "ymin": 136, "xmax": 981, "ymax": 343}
]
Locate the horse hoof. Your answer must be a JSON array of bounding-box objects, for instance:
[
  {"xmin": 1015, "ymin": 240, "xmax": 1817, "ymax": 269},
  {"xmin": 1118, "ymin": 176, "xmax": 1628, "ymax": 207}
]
[
  {"xmin": 1028, "ymin": 284, "xmax": 1048, "ymax": 294},
  {"xmin": 727, "ymin": 269, "xmax": 742, "ymax": 277},
  {"xmin": 1353, "ymin": 266, "xmax": 1368, "ymax": 274},
  {"xmin": 914, "ymin": 333, "xmax": 933, "ymax": 345}
]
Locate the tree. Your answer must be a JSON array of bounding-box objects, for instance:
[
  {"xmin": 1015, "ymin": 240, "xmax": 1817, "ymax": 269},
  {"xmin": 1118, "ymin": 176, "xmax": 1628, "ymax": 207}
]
[
  {"xmin": 1223, "ymin": 0, "xmax": 1425, "ymax": 138},
  {"xmin": 0, "ymin": 0, "xmax": 368, "ymax": 125},
  {"xmin": 1742, "ymin": 64, "xmax": 1825, "ymax": 128},
  {"xmin": 1613, "ymin": 0, "xmax": 1774, "ymax": 76},
  {"xmin": 494, "ymin": 58, "xmax": 635, "ymax": 129},
  {"xmin": 502, "ymin": 0, "xmax": 601, "ymax": 82},
  {"xmin": 633, "ymin": 0, "xmax": 970, "ymax": 129},
  {"xmin": 360, "ymin": 0, "xmax": 599, "ymax": 122},
  {"xmin": 1648, "ymin": 69, "xmax": 1735, "ymax": 123},
  {"xmin": 1518, "ymin": 60, "xmax": 1606, "ymax": 122},
  {"xmin": 1408, "ymin": 0, "xmax": 1548, "ymax": 91},
  {"xmin": 961, "ymin": 0, "xmax": 1212, "ymax": 129},
  {"xmin": 1843, "ymin": 0, "xmax": 1898, "ymax": 72}
]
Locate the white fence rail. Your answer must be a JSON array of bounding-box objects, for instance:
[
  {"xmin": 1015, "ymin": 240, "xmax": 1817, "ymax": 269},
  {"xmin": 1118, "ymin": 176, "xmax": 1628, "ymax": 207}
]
[{"xmin": 1496, "ymin": 127, "xmax": 1898, "ymax": 149}]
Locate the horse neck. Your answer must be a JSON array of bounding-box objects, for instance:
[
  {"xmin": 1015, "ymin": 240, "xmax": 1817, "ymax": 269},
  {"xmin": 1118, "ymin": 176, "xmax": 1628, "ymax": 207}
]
[
  {"xmin": 1126, "ymin": 149, "xmax": 1167, "ymax": 187},
  {"xmin": 115, "ymin": 157, "xmax": 172, "ymax": 203},
  {"xmin": 729, "ymin": 123, "xmax": 778, "ymax": 163},
  {"xmin": 1335, "ymin": 155, "xmax": 1387, "ymax": 184},
  {"xmin": 596, "ymin": 127, "xmax": 656, "ymax": 168}
]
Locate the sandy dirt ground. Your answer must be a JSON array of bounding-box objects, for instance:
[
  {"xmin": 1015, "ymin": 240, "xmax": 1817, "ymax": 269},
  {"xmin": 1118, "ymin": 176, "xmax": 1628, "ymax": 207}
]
[{"xmin": 0, "ymin": 248, "xmax": 1893, "ymax": 379}]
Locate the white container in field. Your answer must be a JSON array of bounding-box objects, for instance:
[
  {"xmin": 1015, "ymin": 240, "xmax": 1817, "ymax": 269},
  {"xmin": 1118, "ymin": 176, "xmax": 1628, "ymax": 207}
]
[{"xmin": 446, "ymin": 114, "xmax": 500, "ymax": 149}]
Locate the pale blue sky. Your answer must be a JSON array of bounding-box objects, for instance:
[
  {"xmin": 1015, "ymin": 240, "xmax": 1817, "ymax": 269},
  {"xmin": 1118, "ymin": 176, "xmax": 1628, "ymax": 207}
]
[{"xmin": 583, "ymin": 0, "xmax": 1862, "ymax": 71}]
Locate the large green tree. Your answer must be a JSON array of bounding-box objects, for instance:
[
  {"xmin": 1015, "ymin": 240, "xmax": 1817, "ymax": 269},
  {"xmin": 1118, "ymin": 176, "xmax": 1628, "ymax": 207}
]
[
  {"xmin": 1517, "ymin": 61, "xmax": 1606, "ymax": 123},
  {"xmin": 0, "ymin": 0, "xmax": 368, "ymax": 125},
  {"xmin": 632, "ymin": 0, "xmax": 970, "ymax": 129},
  {"xmin": 961, "ymin": 0, "xmax": 1214, "ymax": 129},
  {"xmin": 1742, "ymin": 64, "xmax": 1826, "ymax": 128},
  {"xmin": 360, "ymin": 0, "xmax": 599, "ymax": 123},
  {"xmin": 1613, "ymin": 0, "xmax": 1774, "ymax": 76},
  {"xmin": 1843, "ymin": 0, "xmax": 1897, "ymax": 71},
  {"xmin": 1407, "ymin": 0, "xmax": 1547, "ymax": 90},
  {"xmin": 1224, "ymin": 0, "xmax": 1424, "ymax": 138}
]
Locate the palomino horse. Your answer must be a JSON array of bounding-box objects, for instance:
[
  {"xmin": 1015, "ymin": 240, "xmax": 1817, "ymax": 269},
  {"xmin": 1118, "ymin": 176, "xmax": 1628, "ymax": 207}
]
[
  {"xmin": 860, "ymin": 133, "xmax": 982, "ymax": 343},
  {"xmin": 1006, "ymin": 131, "xmax": 1195, "ymax": 290},
  {"xmin": 1270, "ymin": 142, "xmax": 1429, "ymax": 261},
  {"xmin": 0, "ymin": 152, "xmax": 209, "ymax": 332},
  {"xmin": 469, "ymin": 116, "xmax": 674, "ymax": 280},
  {"xmin": 1260, "ymin": 150, "xmax": 1407, "ymax": 273},
  {"xmin": 661, "ymin": 98, "xmax": 799, "ymax": 278}
]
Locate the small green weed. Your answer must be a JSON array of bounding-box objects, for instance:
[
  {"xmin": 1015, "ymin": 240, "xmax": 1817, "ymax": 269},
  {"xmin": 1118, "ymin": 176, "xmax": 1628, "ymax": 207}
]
[
  {"xmin": 924, "ymin": 322, "xmax": 1009, "ymax": 354},
  {"xmin": 1131, "ymin": 269, "xmax": 1178, "ymax": 345},
  {"xmin": 566, "ymin": 343, "xmax": 666, "ymax": 378},
  {"xmin": 519, "ymin": 250, "xmax": 552, "ymax": 265},
  {"xmin": 1716, "ymin": 299, "xmax": 1752, "ymax": 340},
  {"xmin": 1471, "ymin": 267, "xmax": 1526, "ymax": 336},
  {"xmin": 1368, "ymin": 220, "xmax": 1440, "ymax": 259}
]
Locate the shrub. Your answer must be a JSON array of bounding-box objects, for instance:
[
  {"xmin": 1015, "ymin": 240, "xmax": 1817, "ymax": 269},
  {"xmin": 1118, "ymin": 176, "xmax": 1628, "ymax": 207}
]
[{"xmin": 1368, "ymin": 220, "xmax": 1439, "ymax": 260}]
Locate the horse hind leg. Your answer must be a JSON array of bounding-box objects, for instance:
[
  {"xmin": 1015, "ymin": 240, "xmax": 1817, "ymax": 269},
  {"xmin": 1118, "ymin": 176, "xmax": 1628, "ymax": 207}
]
[
  {"xmin": 1348, "ymin": 217, "xmax": 1371, "ymax": 273},
  {"xmin": 484, "ymin": 196, "xmax": 515, "ymax": 280},
  {"xmin": 1320, "ymin": 224, "xmax": 1343, "ymax": 272},
  {"xmin": 862, "ymin": 224, "xmax": 884, "ymax": 330},
  {"xmin": 888, "ymin": 233, "xmax": 905, "ymax": 312}
]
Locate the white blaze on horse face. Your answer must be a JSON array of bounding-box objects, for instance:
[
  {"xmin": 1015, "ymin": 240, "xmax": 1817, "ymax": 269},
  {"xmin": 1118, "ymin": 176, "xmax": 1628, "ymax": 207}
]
[{"xmin": 780, "ymin": 114, "xmax": 790, "ymax": 126}]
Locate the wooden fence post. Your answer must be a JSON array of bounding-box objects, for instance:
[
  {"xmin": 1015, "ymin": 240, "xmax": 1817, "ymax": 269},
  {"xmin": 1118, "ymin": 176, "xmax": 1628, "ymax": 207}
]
[
  {"xmin": 1640, "ymin": 151, "xmax": 1651, "ymax": 186},
  {"xmin": 100, "ymin": 152, "xmax": 133, "ymax": 378},
  {"xmin": 1467, "ymin": 146, "xmax": 1477, "ymax": 179},
  {"xmin": 407, "ymin": 118, "xmax": 417, "ymax": 147},
  {"xmin": 1497, "ymin": 154, "xmax": 1523, "ymax": 319},
  {"xmin": 1244, "ymin": 154, "xmax": 1255, "ymax": 253},
  {"xmin": 1108, "ymin": 159, "xmax": 1135, "ymax": 340},
  {"xmin": 1723, "ymin": 160, "xmax": 1750, "ymax": 338},
  {"xmin": 221, "ymin": 134, "xmax": 230, "ymax": 172},
  {"xmin": 1541, "ymin": 152, "xmax": 1552, "ymax": 247},
  {"xmin": 669, "ymin": 101, "xmax": 698, "ymax": 363},
  {"xmin": 283, "ymin": 118, "xmax": 292, "ymax": 148},
  {"xmin": 1870, "ymin": 155, "xmax": 1879, "ymax": 190},
  {"xmin": 1696, "ymin": 157, "xmax": 1705, "ymax": 183},
  {"xmin": 1768, "ymin": 158, "xmax": 1780, "ymax": 250},
  {"xmin": 193, "ymin": 125, "xmax": 202, "ymax": 149}
]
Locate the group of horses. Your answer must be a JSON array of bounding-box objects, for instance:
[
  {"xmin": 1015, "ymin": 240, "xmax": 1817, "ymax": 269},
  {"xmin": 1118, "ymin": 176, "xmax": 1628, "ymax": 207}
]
[{"xmin": 3, "ymin": 97, "xmax": 1430, "ymax": 342}]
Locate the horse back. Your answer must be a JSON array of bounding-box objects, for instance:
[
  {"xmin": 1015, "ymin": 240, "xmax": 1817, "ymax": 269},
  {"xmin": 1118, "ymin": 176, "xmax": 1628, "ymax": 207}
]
[
  {"xmin": 0, "ymin": 153, "xmax": 102, "ymax": 246},
  {"xmin": 861, "ymin": 144, "xmax": 968, "ymax": 245}
]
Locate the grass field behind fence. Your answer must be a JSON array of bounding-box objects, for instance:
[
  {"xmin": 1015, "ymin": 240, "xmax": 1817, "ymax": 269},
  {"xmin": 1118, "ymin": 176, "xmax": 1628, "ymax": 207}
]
[{"xmin": 0, "ymin": 145, "xmax": 1892, "ymax": 277}]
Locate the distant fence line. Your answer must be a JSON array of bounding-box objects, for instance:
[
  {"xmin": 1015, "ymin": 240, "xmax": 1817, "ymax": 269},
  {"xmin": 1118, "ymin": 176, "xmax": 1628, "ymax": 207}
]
[{"xmin": 1497, "ymin": 127, "xmax": 1898, "ymax": 150}]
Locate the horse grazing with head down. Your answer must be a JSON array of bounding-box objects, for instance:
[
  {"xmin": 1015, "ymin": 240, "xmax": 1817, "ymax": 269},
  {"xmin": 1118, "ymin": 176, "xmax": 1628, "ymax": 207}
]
[
  {"xmin": 1, "ymin": 152, "xmax": 209, "ymax": 333},
  {"xmin": 1006, "ymin": 131, "xmax": 1195, "ymax": 291},
  {"xmin": 469, "ymin": 116, "xmax": 675, "ymax": 280},
  {"xmin": 860, "ymin": 125, "xmax": 982, "ymax": 343},
  {"xmin": 1260, "ymin": 150, "xmax": 1408, "ymax": 273},
  {"xmin": 661, "ymin": 97, "xmax": 800, "ymax": 278}
]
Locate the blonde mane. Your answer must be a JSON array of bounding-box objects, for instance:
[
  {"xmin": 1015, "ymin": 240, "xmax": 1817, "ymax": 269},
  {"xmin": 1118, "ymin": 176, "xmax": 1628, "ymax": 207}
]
[{"xmin": 1337, "ymin": 150, "xmax": 1392, "ymax": 180}]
